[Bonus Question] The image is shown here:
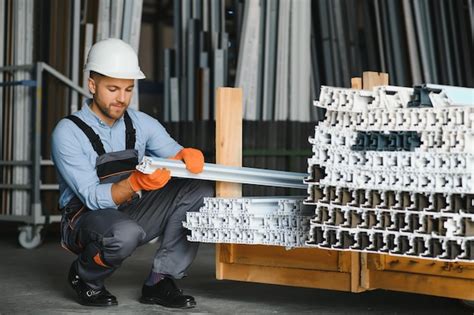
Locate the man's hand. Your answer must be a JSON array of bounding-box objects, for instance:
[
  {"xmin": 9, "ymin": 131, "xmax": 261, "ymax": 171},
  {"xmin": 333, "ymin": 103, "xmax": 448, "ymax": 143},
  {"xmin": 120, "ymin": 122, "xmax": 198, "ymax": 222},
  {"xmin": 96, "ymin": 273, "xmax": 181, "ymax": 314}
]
[
  {"xmin": 128, "ymin": 168, "xmax": 171, "ymax": 192},
  {"xmin": 172, "ymin": 148, "xmax": 204, "ymax": 174}
]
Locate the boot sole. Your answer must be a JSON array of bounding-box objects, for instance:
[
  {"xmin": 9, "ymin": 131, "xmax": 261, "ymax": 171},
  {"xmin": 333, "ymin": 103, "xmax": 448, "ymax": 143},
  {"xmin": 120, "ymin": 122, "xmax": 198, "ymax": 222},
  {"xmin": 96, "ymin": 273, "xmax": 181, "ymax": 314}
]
[
  {"xmin": 78, "ymin": 299, "xmax": 118, "ymax": 307},
  {"xmin": 139, "ymin": 296, "xmax": 196, "ymax": 309}
]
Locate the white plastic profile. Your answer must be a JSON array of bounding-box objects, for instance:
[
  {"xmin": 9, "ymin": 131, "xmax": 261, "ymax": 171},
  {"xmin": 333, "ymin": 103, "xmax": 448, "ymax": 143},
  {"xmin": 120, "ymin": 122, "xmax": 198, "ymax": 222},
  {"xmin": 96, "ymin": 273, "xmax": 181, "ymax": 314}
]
[{"xmin": 136, "ymin": 157, "xmax": 308, "ymax": 189}]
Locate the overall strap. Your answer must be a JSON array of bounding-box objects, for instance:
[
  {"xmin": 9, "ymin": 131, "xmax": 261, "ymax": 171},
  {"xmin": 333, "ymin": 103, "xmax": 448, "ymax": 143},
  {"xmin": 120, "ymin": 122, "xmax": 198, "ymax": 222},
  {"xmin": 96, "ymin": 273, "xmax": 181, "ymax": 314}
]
[
  {"xmin": 123, "ymin": 111, "xmax": 136, "ymax": 150},
  {"xmin": 66, "ymin": 115, "xmax": 106, "ymax": 156}
]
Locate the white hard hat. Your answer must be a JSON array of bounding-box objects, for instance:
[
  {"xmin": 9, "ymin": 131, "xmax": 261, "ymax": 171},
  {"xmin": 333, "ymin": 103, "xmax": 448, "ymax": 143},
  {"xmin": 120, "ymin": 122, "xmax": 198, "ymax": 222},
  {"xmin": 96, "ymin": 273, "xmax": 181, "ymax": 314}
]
[{"xmin": 84, "ymin": 38, "xmax": 145, "ymax": 79}]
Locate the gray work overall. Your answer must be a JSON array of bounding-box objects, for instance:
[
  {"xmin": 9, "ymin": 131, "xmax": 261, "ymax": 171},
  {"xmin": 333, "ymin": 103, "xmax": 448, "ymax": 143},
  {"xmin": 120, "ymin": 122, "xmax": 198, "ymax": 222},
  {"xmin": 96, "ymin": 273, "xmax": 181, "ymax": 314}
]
[{"xmin": 60, "ymin": 111, "xmax": 213, "ymax": 289}]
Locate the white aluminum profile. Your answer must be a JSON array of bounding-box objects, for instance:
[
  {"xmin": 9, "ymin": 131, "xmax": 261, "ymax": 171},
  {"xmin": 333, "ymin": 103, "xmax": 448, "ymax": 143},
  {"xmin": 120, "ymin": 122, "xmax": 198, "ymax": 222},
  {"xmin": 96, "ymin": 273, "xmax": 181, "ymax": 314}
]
[
  {"xmin": 426, "ymin": 84, "xmax": 474, "ymax": 107},
  {"xmin": 136, "ymin": 157, "xmax": 307, "ymax": 189}
]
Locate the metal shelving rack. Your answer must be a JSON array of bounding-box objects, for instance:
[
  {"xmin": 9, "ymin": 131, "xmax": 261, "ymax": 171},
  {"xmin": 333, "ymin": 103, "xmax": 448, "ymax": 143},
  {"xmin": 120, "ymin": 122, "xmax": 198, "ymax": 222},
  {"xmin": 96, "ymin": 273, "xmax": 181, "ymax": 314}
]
[{"xmin": 0, "ymin": 62, "xmax": 89, "ymax": 249}]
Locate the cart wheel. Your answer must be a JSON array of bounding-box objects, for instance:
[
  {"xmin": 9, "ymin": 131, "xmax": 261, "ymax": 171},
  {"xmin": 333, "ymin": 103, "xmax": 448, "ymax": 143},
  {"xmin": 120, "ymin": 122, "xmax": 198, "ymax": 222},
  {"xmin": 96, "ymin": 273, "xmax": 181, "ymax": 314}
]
[
  {"xmin": 461, "ymin": 299, "xmax": 474, "ymax": 309},
  {"xmin": 18, "ymin": 225, "xmax": 43, "ymax": 249}
]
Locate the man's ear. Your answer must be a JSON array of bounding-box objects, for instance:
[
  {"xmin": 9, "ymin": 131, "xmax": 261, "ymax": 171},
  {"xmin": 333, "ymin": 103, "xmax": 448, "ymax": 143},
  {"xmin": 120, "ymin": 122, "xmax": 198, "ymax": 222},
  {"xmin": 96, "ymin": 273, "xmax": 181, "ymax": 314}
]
[{"xmin": 88, "ymin": 77, "xmax": 96, "ymax": 94}]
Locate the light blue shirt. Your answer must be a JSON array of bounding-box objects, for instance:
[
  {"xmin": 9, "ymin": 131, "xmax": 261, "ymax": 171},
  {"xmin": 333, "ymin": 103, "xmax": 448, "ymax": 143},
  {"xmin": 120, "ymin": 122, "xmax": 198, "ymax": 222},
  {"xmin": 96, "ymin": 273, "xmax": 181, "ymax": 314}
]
[{"xmin": 51, "ymin": 100, "xmax": 183, "ymax": 210}]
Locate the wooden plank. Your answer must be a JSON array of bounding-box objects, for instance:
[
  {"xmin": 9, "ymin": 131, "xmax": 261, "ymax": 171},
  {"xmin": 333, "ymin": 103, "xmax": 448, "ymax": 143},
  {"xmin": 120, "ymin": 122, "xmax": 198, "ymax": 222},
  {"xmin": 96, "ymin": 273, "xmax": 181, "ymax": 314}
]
[
  {"xmin": 377, "ymin": 255, "xmax": 474, "ymax": 280},
  {"xmin": 350, "ymin": 77, "xmax": 362, "ymax": 90},
  {"xmin": 231, "ymin": 245, "xmax": 342, "ymax": 271},
  {"xmin": 219, "ymin": 262, "xmax": 352, "ymax": 291},
  {"xmin": 362, "ymin": 71, "xmax": 389, "ymax": 90},
  {"xmin": 215, "ymin": 87, "xmax": 243, "ymax": 280},
  {"xmin": 369, "ymin": 270, "xmax": 474, "ymax": 300},
  {"xmin": 359, "ymin": 72, "xmax": 388, "ymax": 290}
]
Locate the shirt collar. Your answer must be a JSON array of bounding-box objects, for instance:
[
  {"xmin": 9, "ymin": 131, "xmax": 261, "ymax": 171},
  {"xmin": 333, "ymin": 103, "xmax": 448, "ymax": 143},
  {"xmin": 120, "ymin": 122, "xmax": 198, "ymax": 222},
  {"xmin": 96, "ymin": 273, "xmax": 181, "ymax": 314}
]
[{"xmin": 81, "ymin": 99, "xmax": 125, "ymax": 127}]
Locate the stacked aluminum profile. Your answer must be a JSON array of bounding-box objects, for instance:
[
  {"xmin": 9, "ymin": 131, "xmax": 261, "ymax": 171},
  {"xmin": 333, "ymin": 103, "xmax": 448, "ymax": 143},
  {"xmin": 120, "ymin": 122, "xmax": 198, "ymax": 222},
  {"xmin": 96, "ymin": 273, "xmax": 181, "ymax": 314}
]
[
  {"xmin": 305, "ymin": 84, "xmax": 474, "ymax": 262},
  {"xmin": 184, "ymin": 197, "xmax": 314, "ymax": 248}
]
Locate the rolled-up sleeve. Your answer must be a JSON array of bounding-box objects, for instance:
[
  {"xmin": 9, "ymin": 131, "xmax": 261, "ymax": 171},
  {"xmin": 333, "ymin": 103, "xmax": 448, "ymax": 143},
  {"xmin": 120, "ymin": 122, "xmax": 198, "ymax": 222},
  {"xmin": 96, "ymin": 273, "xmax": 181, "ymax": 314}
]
[{"xmin": 51, "ymin": 120, "xmax": 117, "ymax": 210}]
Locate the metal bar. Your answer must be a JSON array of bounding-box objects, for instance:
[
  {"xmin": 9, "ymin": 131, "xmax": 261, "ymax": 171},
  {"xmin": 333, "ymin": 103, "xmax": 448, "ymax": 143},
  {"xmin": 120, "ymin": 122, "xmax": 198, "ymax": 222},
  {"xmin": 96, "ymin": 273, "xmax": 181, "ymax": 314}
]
[
  {"xmin": 0, "ymin": 184, "xmax": 31, "ymax": 189},
  {"xmin": 333, "ymin": 0, "xmax": 349, "ymax": 85},
  {"xmin": 0, "ymin": 0, "xmax": 5, "ymax": 170},
  {"xmin": 421, "ymin": 0, "xmax": 438, "ymax": 83},
  {"xmin": 163, "ymin": 49, "xmax": 172, "ymax": 122},
  {"xmin": 255, "ymin": 0, "xmax": 265, "ymax": 121},
  {"xmin": 192, "ymin": 0, "xmax": 202, "ymax": 19},
  {"xmin": 96, "ymin": 0, "xmax": 110, "ymax": 41},
  {"xmin": 0, "ymin": 214, "xmax": 61, "ymax": 224},
  {"xmin": 0, "ymin": 80, "xmax": 36, "ymax": 87},
  {"xmin": 12, "ymin": 0, "xmax": 27, "ymax": 216},
  {"xmin": 40, "ymin": 159, "xmax": 54, "ymax": 166},
  {"xmin": 110, "ymin": 0, "xmax": 124, "ymax": 38},
  {"xmin": 40, "ymin": 184, "xmax": 59, "ymax": 190},
  {"xmin": 82, "ymin": 23, "xmax": 94, "ymax": 105},
  {"xmin": 173, "ymin": 0, "xmax": 182, "ymax": 77},
  {"xmin": 388, "ymin": 1, "xmax": 406, "ymax": 85},
  {"xmin": 32, "ymin": 62, "xmax": 42, "ymax": 222},
  {"xmin": 0, "ymin": 64, "xmax": 34, "ymax": 72},
  {"xmin": 170, "ymin": 77, "xmax": 180, "ymax": 121},
  {"xmin": 137, "ymin": 157, "xmax": 307, "ymax": 189},
  {"xmin": 41, "ymin": 62, "xmax": 90, "ymax": 98},
  {"xmin": 373, "ymin": 0, "xmax": 386, "ymax": 73},
  {"xmin": 187, "ymin": 19, "xmax": 198, "ymax": 121},
  {"xmin": 23, "ymin": 1, "xmax": 32, "ymax": 215},
  {"xmin": 274, "ymin": 0, "xmax": 290, "ymax": 120},
  {"xmin": 289, "ymin": 0, "xmax": 311, "ymax": 121},
  {"xmin": 70, "ymin": 0, "xmax": 80, "ymax": 113},
  {"xmin": 413, "ymin": 0, "xmax": 431, "ymax": 82},
  {"xmin": 438, "ymin": 0, "xmax": 454, "ymax": 85},
  {"xmin": 402, "ymin": 0, "xmax": 422, "ymax": 85},
  {"xmin": 318, "ymin": 0, "xmax": 334, "ymax": 85},
  {"xmin": 0, "ymin": 160, "xmax": 32, "ymax": 166}
]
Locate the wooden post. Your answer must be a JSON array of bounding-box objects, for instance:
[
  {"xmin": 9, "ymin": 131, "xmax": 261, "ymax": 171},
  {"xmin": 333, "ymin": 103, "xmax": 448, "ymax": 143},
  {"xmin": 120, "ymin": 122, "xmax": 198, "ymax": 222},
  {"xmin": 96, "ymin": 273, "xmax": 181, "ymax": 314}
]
[
  {"xmin": 215, "ymin": 87, "xmax": 243, "ymax": 279},
  {"xmin": 350, "ymin": 72, "xmax": 389, "ymax": 291}
]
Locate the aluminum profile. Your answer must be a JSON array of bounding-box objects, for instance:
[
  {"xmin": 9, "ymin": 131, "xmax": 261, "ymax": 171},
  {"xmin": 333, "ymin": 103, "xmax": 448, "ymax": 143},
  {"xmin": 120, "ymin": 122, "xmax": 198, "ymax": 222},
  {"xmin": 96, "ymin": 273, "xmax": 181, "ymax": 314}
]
[
  {"xmin": 184, "ymin": 197, "xmax": 314, "ymax": 248},
  {"xmin": 136, "ymin": 157, "xmax": 307, "ymax": 189},
  {"xmin": 305, "ymin": 84, "xmax": 474, "ymax": 261}
]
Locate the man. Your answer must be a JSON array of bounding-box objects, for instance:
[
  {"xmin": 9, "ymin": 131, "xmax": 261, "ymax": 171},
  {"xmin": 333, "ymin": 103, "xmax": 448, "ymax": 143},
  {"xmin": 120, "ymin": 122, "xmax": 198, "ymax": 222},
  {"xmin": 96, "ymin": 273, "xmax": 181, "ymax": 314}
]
[{"xmin": 51, "ymin": 38, "xmax": 213, "ymax": 309}]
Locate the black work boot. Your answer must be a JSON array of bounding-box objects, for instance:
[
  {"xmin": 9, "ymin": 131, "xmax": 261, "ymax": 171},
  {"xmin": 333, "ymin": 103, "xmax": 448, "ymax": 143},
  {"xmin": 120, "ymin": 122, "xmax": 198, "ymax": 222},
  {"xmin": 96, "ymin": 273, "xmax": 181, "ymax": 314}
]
[
  {"xmin": 140, "ymin": 277, "xmax": 196, "ymax": 308},
  {"xmin": 68, "ymin": 263, "xmax": 118, "ymax": 307}
]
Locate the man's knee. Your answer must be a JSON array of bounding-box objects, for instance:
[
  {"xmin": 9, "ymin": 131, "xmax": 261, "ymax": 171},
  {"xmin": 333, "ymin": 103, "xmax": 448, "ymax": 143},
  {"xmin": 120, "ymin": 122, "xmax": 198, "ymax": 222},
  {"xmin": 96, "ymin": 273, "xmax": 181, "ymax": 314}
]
[
  {"xmin": 102, "ymin": 221, "xmax": 146, "ymax": 265},
  {"xmin": 190, "ymin": 180, "xmax": 214, "ymax": 199}
]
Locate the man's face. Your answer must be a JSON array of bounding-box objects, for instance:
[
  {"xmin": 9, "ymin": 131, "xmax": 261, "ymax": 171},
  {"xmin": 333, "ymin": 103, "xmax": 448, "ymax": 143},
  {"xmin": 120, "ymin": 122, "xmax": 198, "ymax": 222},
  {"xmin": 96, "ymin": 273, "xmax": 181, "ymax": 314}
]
[{"xmin": 88, "ymin": 75, "xmax": 134, "ymax": 125}]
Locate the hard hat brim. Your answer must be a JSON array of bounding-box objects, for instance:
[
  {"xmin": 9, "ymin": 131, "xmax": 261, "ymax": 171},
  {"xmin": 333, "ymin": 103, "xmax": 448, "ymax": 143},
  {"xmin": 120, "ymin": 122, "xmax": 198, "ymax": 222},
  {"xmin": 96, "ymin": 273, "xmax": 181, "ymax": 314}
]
[{"xmin": 84, "ymin": 68, "xmax": 146, "ymax": 80}]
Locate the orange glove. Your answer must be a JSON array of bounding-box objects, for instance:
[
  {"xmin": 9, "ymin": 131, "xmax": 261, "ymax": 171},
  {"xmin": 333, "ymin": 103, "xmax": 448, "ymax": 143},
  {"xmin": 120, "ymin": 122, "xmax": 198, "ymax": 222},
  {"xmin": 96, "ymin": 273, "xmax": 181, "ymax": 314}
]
[
  {"xmin": 172, "ymin": 148, "xmax": 204, "ymax": 174},
  {"xmin": 128, "ymin": 168, "xmax": 171, "ymax": 192}
]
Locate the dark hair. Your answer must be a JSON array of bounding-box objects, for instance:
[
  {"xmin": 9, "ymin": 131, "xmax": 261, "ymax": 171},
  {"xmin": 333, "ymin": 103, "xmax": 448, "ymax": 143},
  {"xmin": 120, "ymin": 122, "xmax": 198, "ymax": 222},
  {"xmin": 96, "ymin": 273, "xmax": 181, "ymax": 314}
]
[{"xmin": 89, "ymin": 71, "xmax": 104, "ymax": 79}]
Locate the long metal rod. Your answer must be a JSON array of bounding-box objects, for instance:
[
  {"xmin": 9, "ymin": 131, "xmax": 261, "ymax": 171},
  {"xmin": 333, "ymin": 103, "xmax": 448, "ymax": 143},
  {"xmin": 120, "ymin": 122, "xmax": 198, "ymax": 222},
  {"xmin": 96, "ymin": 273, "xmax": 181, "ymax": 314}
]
[
  {"xmin": 32, "ymin": 62, "xmax": 42, "ymax": 223},
  {"xmin": 41, "ymin": 62, "xmax": 90, "ymax": 98},
  {"xmin": 70, "ymin": 0, "xmax": 80, "ymax": 113},
  {"xmin": 0, "ymin": 214, "xmax": 61, "ymax": 224},
  {"xmin": 0, "ymin": 64, "xmax": 34, "ymax": 72},
  {"xmin": 137, "ymin": 157, "xmax": 307, "ymax": 189}
]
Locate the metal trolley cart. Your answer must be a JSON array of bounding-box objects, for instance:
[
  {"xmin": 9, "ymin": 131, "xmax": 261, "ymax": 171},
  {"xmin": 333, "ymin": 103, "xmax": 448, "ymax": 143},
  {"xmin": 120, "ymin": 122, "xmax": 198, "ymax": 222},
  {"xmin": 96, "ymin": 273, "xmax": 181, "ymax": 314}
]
[{"xmin": 0, "ymin": 62, "xmax": 89, "ymax": 249}]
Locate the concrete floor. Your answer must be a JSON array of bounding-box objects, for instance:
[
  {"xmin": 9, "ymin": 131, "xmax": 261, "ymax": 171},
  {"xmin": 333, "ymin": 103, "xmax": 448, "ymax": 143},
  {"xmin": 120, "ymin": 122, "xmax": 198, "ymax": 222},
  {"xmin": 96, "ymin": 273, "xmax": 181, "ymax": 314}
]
[{"xmin": 0, "ymin": 225, "xmax": 471, "ymax": 315}]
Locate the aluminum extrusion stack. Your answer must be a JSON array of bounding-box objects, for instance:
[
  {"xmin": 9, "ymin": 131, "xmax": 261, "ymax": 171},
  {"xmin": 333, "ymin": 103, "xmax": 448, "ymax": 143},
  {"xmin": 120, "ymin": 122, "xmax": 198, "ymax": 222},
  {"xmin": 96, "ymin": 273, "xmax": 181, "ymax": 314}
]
[
  {"xmin": 162, "ymin": 0, "xmax": 229, "ymax": 122},
  {"xmin": 184, "ymin": 197, "xmax": 314, "ymax": 248},
  {"xmin": 305, "ymin": 84, "xmax": 474, "ymax": 262}
]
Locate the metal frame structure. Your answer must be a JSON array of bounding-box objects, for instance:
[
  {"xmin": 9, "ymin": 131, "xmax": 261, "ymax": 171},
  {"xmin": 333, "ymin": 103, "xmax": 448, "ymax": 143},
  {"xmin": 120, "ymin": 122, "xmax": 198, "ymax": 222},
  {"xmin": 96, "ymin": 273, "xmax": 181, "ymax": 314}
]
[
  {"xmin": 136, "ymin": 156, "xmax": 307, "ymax": 189},
  {"xmin": 0, "ymin": 62, "xmax": 90, "ymax": 249}
]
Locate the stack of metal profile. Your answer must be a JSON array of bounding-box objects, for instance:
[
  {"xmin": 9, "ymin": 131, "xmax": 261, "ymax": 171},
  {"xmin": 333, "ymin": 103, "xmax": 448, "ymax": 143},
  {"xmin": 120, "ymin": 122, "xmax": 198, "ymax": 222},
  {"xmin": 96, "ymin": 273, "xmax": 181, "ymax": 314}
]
[
  {"xmin": 305, "ymin": 84, "xmax": 474, "ymax": 262},
  {"xmin": 0, "ymin": 0, "xmax": 34, "ymax": 216},
  {"xmin": 184, "ymin": 197, "xmax": 314, "ymax": 248},
  {"xmin": 162, "ymin": 0, "xmax": 230, "ymax": 122}
]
